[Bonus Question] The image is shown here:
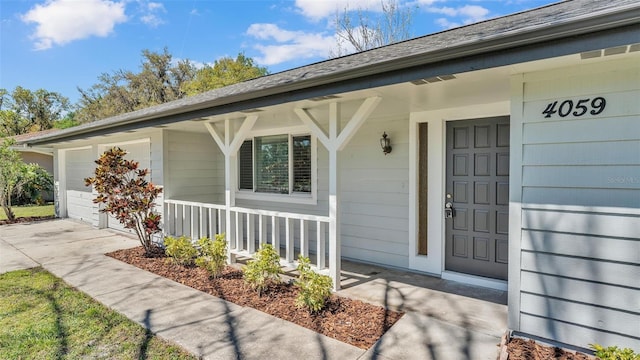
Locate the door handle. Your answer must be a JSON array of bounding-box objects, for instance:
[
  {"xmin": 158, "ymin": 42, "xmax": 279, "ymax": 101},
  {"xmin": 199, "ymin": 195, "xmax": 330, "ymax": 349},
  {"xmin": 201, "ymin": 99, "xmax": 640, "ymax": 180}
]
[{"xmin": 445, "ymin": 202, "xmax": 455, "ymax": 219}]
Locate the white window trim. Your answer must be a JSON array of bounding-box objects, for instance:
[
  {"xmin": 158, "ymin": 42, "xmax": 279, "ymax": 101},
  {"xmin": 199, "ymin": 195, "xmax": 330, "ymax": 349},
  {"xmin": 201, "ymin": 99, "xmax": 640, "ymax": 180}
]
[{"xmin": 235, "ymin": 127, "xmax": 317, "ymax": 205}]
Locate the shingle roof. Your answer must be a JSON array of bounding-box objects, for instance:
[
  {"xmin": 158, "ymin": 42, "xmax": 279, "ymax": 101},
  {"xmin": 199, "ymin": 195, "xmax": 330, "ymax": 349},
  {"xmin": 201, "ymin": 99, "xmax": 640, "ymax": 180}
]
[
  {"xmin": 21, "ymin": 0, "xmax": 640, "ymax": 145},
  {"xmin": 11, "ymin": 129, "xmax": 62, "ymax": 142}
]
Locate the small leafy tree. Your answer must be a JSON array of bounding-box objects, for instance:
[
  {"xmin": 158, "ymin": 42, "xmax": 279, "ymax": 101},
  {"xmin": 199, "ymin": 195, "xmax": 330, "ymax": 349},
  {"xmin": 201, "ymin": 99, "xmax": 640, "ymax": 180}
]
[
  {"xmin": 164, "ymin": 235, "xmax": 197, "ymax": 266},
  {"xmin": 243, "ymin": 243, "xmax": 282, "ymax": 296},
  {"xmin": 295, "ymin": 255, "xmax": 333, "ymax": 313},
  {"xmin": 0, "ymin": 138, "xmax": 52, "ymax": 221},
  {"xmin": 195, "ymin": 234, "xmax": 228, "ymax": 278},
  {"xmin": 85, "ymin": 147, "xmax": 162, "ymax": 256}
]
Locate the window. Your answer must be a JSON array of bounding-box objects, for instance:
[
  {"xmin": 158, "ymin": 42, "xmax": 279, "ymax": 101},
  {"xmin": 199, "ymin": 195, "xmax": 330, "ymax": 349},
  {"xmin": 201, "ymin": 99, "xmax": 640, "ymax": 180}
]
[{"xmin": 238, "ymin": 134, "xmax": 312, "ymax": 195}]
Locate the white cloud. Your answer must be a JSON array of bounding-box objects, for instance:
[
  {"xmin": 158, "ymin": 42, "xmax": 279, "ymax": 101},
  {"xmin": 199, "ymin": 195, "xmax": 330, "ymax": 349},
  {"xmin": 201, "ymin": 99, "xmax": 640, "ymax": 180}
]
[
  {"xmin": 139, "ymin": 1, "xmax": 166, "ymax": 27},
  {"xmin": 435, "ymin": 17, "xmax": 460, "ymax": 29},
  {"xmin": 457, "ymin": 5, "xmax": 490, "ymax": 22},
  {"xmin": 427, "ymin": 4, "xmax": 491, "ymax": 28},
  {"xmin": 21, "ymin": 0, "xmax": 127, "ymax": 50},
  {"xmin": 246, "ymin": 23, "xmax": 336, "ymax": 66},
  {"xmin": 247, "ymin": 24, "xmax": 299, "ymax": 42},
  {"xmin": 294, "ymin": 0, "xmax": 383, "ymax": 21}
]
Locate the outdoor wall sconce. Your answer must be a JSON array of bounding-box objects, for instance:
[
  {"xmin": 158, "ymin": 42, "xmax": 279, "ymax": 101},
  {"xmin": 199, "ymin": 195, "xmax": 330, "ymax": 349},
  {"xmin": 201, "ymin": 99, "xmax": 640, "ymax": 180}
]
[{"xmin": 380, "ymin": 132, "xmax": 392, "ymax": 155}]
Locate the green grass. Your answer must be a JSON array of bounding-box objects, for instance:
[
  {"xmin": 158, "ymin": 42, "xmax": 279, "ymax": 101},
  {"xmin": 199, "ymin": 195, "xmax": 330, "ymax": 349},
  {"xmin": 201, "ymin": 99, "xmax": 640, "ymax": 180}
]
[
  {"xmin": 0, "ymin": 204, "xmax": 55, "ymax": 220},
  {"xmin": 0, "ymin": 268, "xmax": 197, "ymax": 360}
]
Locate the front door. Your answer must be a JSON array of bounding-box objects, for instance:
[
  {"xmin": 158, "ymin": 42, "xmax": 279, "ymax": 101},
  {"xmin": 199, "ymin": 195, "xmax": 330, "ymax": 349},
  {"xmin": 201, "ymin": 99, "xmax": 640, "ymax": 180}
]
[{"xmin": 445, "ymin": 117, "xmax": 509, "ymax": 280}]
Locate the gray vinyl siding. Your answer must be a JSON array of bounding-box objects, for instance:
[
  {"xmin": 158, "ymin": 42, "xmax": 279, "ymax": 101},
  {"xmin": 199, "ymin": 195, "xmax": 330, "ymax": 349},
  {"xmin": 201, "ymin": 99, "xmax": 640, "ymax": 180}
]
[
  {"xmin": 515, "ymin": 60, "xmax": 640, "ymax": 349},
  {"xmin": 165, "ymin": 130, "xmax": 222, "ymax": 203},
  {"xmin": 339, "ymin": 114, "xmax": 410, "ymax": 268}
]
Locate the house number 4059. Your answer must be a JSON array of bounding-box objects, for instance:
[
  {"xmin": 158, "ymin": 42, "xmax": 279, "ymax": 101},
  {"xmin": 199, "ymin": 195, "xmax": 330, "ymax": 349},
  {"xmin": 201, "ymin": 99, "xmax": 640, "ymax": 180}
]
[{"xmin": 542, "ymin": 97, "xmax": 606, "ymax": 118}]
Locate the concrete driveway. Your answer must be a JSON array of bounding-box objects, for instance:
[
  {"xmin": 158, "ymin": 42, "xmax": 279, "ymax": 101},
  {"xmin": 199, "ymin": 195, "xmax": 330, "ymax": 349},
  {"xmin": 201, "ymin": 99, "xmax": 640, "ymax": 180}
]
[{"xmin": 1, "ymin": 219, "xmax": 506, "ymax": 359}]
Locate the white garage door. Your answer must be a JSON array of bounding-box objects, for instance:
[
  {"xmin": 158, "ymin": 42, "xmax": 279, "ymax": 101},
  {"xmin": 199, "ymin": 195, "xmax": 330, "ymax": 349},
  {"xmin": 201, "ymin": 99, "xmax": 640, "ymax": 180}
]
[
  {"xmin": 106, "ymin": 141, "xmax": 151, "ymax": 233},
  {"xmin": 65, "ymin": 148, "xmax": 94, "ymax": 223}
]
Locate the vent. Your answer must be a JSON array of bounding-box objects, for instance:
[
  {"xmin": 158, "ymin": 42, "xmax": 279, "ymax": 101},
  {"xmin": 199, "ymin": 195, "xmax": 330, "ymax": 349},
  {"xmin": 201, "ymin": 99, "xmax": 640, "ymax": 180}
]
[
  {"xmin": 580, "ymin": 50, "xmax": 602, "ymax": 59},
  {"xmin": 604, "ymin": 46, "xmax": 627, "ymax": 56},
  {"xmin": 309, "ymin": 95, "xmax": 340, "ymax": 102},
  {"xmin": 411, "ymin": 74, "xmax": 457, "ymax": 85},
  {"xmin": 581, "ymin": 44, "xmax": 640, "ymax": 59}
]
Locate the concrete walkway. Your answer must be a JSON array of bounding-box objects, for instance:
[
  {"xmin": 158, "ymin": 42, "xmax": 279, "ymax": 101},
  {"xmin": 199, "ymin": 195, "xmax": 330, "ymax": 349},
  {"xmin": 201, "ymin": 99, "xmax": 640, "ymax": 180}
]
[{"xmin": 0, "ymin": 219, "xmax": 506, "ymax": 360}]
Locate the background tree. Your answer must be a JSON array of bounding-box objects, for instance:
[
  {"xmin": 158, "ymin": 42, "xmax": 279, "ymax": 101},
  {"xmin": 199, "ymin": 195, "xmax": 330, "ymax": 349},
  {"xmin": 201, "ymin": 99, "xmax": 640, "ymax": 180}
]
[
  {"xmin": 53, "ymin": 111, "xmax": 79, "ymax": 129},
  {"xmin": 0, "ymin": 86, "xmax": 70, "ymax": 136},
  {"xmin": 75, "ymin": 48, "xmax": 197, "ymax": 123},
  {"xmin": 182, "ymin": 53, "xmax": 269, "ymax": 96},
  {"xmin": 332, "ymin": 0, "xmax": 414, "ymax": 57},
  {"xmin": 0, "ymin": 138, "xmax": 53, "ymax": 221},
  {"xmin": 85, "ymin": 147, "xmax": 162, "ymax": 256},
  {"xmin": 75, "ymin": 49, "xmax": 268, "ymax": 123}
]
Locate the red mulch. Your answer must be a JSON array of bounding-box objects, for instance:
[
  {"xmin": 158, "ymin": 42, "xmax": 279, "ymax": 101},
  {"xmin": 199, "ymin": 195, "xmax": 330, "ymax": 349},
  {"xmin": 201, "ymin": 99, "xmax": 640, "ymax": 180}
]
[
  {"xmin": 106, "ymin": 246, "xmax": 403, "ymax": 350},
  {"xmin": 0, "ymin": 215, "xmax": 56, "ymax": 226},
  {"xmin": 507, "ymin": 338, "xmax": 594, "ymax": 360}
]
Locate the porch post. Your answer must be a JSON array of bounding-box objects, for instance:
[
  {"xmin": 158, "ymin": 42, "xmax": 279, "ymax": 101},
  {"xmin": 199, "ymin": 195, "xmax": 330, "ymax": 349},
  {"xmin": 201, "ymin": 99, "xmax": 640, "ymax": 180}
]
[
  {"xmin": 205, "ymin": 116, "xmax": 257, "ymax": 262},
  {"xmin": 295, "ymin": 97, "xmax": 381, "ymax": 290},
  {"xmin": 224, "ymin": 119, "xmax": 234, "ymax": 262},
  {"xmin": 328, "ymin": 102, "xmax": 341, "ymax": 290}
]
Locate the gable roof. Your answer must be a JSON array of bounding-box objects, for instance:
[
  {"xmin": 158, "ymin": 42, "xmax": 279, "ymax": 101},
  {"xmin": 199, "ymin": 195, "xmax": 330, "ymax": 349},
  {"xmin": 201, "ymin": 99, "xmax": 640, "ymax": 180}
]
[{"xmin": 22, "ymin": 0, "xmax": 640, "ymax": 145}]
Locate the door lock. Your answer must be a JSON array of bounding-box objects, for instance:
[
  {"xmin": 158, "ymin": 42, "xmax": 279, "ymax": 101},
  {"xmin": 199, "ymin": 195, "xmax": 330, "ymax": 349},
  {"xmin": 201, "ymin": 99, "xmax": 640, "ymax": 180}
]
[{"xmin": 444, "ymin": 202, "xmax": 455, "ymax": 219}]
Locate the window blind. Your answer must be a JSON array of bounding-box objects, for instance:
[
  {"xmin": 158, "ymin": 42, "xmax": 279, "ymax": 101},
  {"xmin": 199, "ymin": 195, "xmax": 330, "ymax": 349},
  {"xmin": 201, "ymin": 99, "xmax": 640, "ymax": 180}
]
[
  {"xmin": 292, "ymin": 135, "xmax": 311, "ymax": 193},
  {"xmin": 255, "ymin": 135, "xmax": 289, "ymax": 193}
]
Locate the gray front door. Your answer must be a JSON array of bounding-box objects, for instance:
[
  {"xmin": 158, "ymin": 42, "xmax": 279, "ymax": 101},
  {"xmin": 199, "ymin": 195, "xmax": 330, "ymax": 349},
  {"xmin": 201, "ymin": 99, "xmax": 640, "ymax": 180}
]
[{"xmin": 445, "ymin": 117, "xmax": 509, "ymax": 280}]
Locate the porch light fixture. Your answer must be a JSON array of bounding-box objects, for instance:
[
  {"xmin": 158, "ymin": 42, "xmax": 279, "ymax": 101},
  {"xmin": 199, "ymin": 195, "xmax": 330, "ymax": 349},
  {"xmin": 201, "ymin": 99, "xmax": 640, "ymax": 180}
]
[{"xmin": 380, "ymin": 132, "xmax": 392, "ymax": 155}]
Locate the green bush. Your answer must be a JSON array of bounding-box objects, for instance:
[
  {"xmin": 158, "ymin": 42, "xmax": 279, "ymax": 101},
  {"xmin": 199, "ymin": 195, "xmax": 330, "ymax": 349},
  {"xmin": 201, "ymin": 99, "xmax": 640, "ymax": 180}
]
[
  {"xmin": 295, "ymin": 255, "xmax": 333, "ymax": 313},
  {"xmin": 195, "ymin": 234, "xmax": 227, "ymax": 278},
  {"xmin": 164, "ymin": 235, "xmax": 197, "ymax": 266},
  {"xmin": 591, "ymin": 344, "xmax": 640, "ymax": 360},
  {"xmin": 243, "ymin": 243, "xmax": 282, "ymax": 296}
]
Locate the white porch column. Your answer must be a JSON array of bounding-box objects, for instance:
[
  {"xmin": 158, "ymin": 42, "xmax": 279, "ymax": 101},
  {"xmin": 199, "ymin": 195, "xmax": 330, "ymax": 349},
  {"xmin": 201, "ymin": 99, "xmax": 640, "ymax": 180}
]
[
  {"xmin": 328, "ymin": 102, "xmax": 341, "ymax": 290},
  {"xmin": 205, "ymin": 116, "xmax": 257, "ymax": 263},
  {"xmin": 53, "ymin": 149, "xmax": 67, "ymax": 218},
  {"xmin": 296, "ymin": 97, "xmax": 381, "ymax": 290},
  {"xmin": 224, "ymin": 119, "xmax": 234, "ymax": 262}
]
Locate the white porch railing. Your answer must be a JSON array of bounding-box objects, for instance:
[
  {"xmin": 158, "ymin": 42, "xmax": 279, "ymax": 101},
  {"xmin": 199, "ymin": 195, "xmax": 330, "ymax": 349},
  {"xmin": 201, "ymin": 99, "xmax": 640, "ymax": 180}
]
[{"xmin": 163, "ymin": 199, "xmax": 330, "ymax": 271}]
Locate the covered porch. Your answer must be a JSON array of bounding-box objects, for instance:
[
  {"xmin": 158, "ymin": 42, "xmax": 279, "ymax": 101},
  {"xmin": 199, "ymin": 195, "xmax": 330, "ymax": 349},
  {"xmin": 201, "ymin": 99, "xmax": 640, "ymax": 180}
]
[{"xmin": 161, "ymin": 95, "xmax": 384, "ymax": 290}]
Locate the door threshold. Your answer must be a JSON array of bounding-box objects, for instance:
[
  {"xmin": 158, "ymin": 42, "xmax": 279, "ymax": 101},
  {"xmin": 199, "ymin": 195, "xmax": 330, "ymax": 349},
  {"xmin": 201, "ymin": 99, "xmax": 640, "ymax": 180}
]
[{"xmin": 441, "ymin": 271, "xmax": 507, "ymax": 291}]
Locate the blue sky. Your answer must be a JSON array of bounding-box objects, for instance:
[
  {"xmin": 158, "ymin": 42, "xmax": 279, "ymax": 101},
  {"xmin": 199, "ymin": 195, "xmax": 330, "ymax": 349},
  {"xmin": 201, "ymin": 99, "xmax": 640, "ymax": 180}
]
[{"xmin": 1, "ymin": 0, "xmax": 553, "ymax": 104}]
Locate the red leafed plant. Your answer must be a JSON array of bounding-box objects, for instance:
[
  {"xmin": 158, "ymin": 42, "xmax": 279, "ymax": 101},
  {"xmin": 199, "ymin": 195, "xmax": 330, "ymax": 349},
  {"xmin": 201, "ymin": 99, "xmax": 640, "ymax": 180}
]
[{"xmin": 85, "ymin": 147, "xmax": 162, "ymax": 256}]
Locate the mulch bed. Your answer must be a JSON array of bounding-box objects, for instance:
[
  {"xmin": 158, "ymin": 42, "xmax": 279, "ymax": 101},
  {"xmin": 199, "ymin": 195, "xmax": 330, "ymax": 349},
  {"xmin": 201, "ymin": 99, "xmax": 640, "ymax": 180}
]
[
  {"xmin": 506, "ymin": 337, "xmax": 594, "ymax": 360},
  {"xmin": 106, "ymin": 246, "xmax": 403, "ymax": 350},
  {"xmin": 0, "ymin": 215, "xmax": 56, "ymax": 226}
]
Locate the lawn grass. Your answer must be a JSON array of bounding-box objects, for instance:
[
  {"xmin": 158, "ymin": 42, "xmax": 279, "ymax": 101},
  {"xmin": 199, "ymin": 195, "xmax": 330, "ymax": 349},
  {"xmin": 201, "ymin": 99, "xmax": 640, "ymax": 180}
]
[
  {"xmin": 0, "ymin": 268, "xmax": 197, "ymax": 360},
  {"xmin": 0, "ymin": 204, "xmax": 55, "ymax": 220}
]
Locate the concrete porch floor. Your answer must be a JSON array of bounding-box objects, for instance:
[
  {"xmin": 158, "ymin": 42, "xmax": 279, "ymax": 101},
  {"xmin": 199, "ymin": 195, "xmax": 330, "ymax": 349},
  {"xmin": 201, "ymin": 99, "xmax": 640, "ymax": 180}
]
[{"xmin": 335, "ymin": 260, "xmax": 508, "ymax": 359}]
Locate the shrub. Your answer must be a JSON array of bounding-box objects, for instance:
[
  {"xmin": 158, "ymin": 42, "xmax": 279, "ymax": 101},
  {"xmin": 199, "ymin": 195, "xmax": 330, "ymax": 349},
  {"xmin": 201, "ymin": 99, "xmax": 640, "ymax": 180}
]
[
  {"xmin": 84, "ymin": 147, "xmax": 162, "ymax": 256},
  {"xmin": 164, "ymin": 235, "xmax": 197, "ymax": 266},
  {"xmin": 243, "ymin": 243, "xmax": 282, "ymax": 296},
  {"xmin": 590, "ymin": 344, "xmax": 639, "ymax": 360},
  {"xmin": 295, "ymin": 255, "xmax": 333, "ymax": 313},
  {"xmin": 195, "ymin": 234, "xmax": 227, "ymax": 278}
]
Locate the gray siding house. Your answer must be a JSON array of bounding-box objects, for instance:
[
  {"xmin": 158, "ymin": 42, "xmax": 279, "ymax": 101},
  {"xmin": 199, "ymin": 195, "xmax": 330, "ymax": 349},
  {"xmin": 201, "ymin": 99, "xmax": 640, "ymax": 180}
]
[{"xmin": 19, "ymin": 0, "xmax": 640, "ymax": 351}]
